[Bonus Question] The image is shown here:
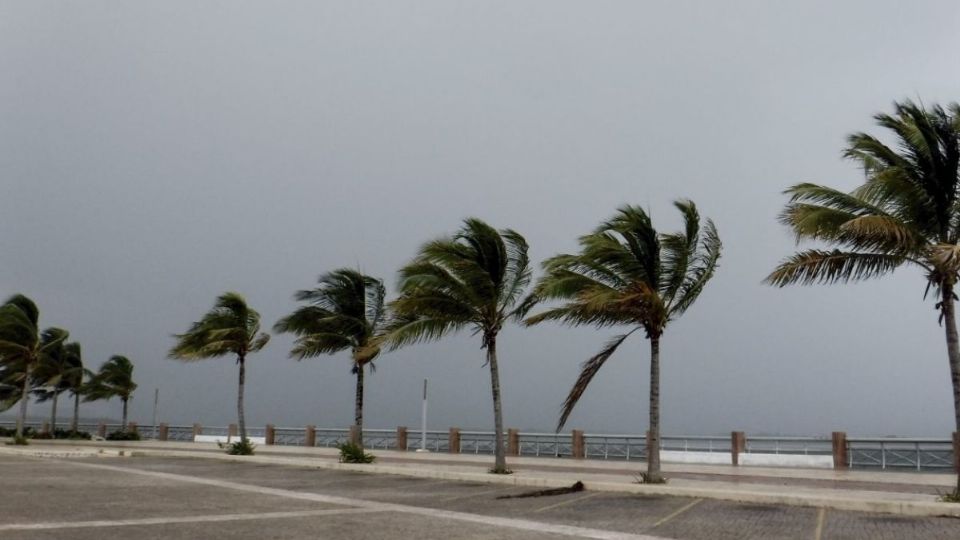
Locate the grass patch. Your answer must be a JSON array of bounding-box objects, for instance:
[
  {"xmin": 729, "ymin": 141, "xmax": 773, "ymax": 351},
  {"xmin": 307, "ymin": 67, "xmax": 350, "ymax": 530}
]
[
  {"xmin": 634, "ymin": 472, "xmax": 668, "ymax": 484},
  {"xmin": 337, "ymin": 441, "xmax": 375, "ymax": 463},
  {"xmin": 938, "ymin": 490, "xmax": 960, "ymax": 503}
]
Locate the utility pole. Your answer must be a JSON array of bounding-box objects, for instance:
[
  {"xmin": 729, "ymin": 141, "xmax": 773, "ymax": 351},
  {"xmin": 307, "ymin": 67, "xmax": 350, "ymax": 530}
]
[
  {"xmin": 416, "ymin": 378, "xmax": 429, "ymax": 452},
  {"xmin": 151, "ymin": 388, "xmax": 159, "ymax": 440}
]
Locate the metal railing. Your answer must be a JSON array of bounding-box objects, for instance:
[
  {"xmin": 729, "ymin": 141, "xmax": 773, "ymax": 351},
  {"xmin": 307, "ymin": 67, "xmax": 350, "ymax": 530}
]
[
  {"xmin": 848, "ymin": 437, "xmax": 956, "ymax": 471},
  {"xmin": 1, "ymin": 421, "xmax": 953, "ymax": 472},
  {"xmin": 745, "ymin": 436, "xmax": 832, "ymax": 456}
]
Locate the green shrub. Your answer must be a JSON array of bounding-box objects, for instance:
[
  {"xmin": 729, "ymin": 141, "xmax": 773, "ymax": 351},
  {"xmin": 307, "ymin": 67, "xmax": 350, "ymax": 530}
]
[
  {"xmin": 106, "ymin": 430, "xmax": 141, "ymax": 441},
  {"xmin": 54, "ymin": 429, "xmax": 91, "ymax": 440},
  {"xmin": 31, "ymin": 431, "xmax": 53, "ymax": 440},
  {"xmin": 222, "ymin": 439, "xmax": 256, "ymax": 455},
  {"xmin": 337, "ymin": 441, "xmax": 375, "ymax": 464},
  {"xmin": 0, "ymin": 427, "xmax": 35, "ymax": 438}
]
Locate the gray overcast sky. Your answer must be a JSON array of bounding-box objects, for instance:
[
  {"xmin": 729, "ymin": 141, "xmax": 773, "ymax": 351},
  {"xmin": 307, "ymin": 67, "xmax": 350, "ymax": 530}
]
[{"xmin": 2, "ymin": 1, "xmax": 959, "ymax": 436}]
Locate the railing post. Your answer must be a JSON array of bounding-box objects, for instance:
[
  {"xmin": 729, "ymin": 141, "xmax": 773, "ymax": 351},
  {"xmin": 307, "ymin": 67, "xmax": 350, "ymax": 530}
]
[
  {"xmin": 97, "ymin": 422, "xmax": 107, "ymax": 438},
  {"xmin": 731, "ymin": 431, "xmax": 746, "ymax": 466},
  {"xmin": 508, "ymin": 428, "xmax": 520, "ymax": 456},
  {"xmin": 832, "ymin": 431, "xmax": 848, "ymax": 469},
  {"xmin": 572, "ymin": 430, "xmax": 585, "ymax": 459},
  {"xmin": 227, "ymin": 424, "xmax": 237, "ymax": 441},
  {"xmin": 953, "ymin": 432, "xmax": 960, "ymax": 474},
  {"xmin": 265, "ymin": 424, "xmax": 275, "ymax": 445},
  {"xmin": 304, "ymin": 425, "xmax": 316, "ymax": 447},
  {"xmin": 192, "ymin": 423, "xmax": 202, "ymax": 440},
  {"xmin": 396, "ymin": 426, "xmax": 407, "ymax": 451},
  {"xmin": 41, "ymin": 421, "xmax": 50, "ymax": 434},
  {"xmin": 128, "ymin": 422, "xmax": 138, "ymax": 435},
  {"xmin": 349, "ymin": 424, "xmax": 361, "ymax": 446},
  {"xmin": 158, "ymin": 423, "xmax": 169, "ymax": 441},
  {"xmin": 448, "ymin": 427, "xmax": 461, "ymax": 453}
]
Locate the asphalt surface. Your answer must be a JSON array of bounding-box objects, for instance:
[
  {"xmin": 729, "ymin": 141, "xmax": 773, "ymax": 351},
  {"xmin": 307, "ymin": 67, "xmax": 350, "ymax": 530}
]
[{"xmin": 1, "ymin": 454, "xmax": 958, "ymax": 539}]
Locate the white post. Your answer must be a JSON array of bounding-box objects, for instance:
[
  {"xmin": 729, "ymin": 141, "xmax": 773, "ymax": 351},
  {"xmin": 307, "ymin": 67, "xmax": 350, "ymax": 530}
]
[
  {"xmin": 416, "ymin": 378, "xmax": 429, "ymax": 452},
  {"xmin": 151, "ymin": 388, "xmax": 159, "ymax": 439}
]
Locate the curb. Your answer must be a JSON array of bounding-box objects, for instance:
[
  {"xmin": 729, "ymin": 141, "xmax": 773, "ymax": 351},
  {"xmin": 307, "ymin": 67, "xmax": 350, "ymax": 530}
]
[{"xmin": 3, "ymin": 445, "xmax": 959, "ymax": 518}]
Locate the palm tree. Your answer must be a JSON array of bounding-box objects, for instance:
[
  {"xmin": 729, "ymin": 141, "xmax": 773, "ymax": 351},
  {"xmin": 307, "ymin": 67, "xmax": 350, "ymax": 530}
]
[
  {"xmin": 84, "ymin": 355, "xmax": 137, "ymax": 430},
  {"xmin": 0, "ymin": 295, "xmax": 69, "ymax": 437},
  {"xmin": 384, "ymin": 218, "xmax": 531, "ymax": 473},
  {"xmin": 766, "ymin": 100, "xmax": 960, "ymax": 493},
  {"xmin": 274, "ymin": 269, "xmax": 386, "ymax": 445},
  {"xmin": 31, "ymin": 338, "xmax": 82, "ymax": 433},
  {"xmin": 526, "ymin": 202, "xmax": 721, "ymax": 482},
  {"xmin": 62, "ymin": 343, "xmax": 90, "ymax": 432},
  {"xmin": 169, "ymin": 292, "xmax": 270, "ymax": 443}
]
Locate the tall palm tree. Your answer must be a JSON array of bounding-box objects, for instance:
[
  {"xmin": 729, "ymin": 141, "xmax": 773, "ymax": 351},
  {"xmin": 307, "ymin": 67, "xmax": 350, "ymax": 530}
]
[
  {"xmin": 0, "ymin": 295, "xmax": 69, "ymax": 437},
  {"xmin": 84, "ymin": 355, "xmax": 137, "ymax": 430},
  {"xmin": 31, "ymin": 338, "xmax": 82, "ymax": 432},
  {"xmin": 274, "ymin": 269, "xmax": 386, "ymax": 445},
  {"xmin": 384, "ymin": 218, "xmax": 531, "ymax": 473},
  {"xmin": 62, "ymin": 343, "xmax": 90, "ymax": 432},
  {"xmin": 169, "ymin": 292, "xmax": 270, "ymax": 443},
  {"xmin": 526, "ymin": 202, "xmax": 721, "ymax": 482},
  {"xmin": 766, "ymin": 100, "xmax": 960, "ymax": 493}
]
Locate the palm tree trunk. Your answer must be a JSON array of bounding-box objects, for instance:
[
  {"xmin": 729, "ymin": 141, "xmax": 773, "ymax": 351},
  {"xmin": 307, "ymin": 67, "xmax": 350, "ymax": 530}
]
[
  {"xmin": 237, "ymin": 355, "xmax": 247, "ymax": 443},
  {"xmin": 939, "ymin": 284, "xmax": 960, "ymax": 493},
  {"xmin": 354, "ymin": 363, "xmax": 364, "ymax": 447},
  {"xmin": 121, "ymin": 398, "xmax": 128, "ymax": 431},
  {"xmin": 50, "ymin": 392, "xmax": 58, "ymax": 433},
  {"xmin": 72, "ymin": 392, "xmax": 80, "ymax": 432},
  {"xmin": 16, "ymin": 365, "xmax": 29, "ymax": 438},
  {"xmin": 646, "ymin": 336, "xmax": 664, "ymax": 482},
  {"xmin": 486, "ymin": 335, "xmax": 507, "ymax": 473}
]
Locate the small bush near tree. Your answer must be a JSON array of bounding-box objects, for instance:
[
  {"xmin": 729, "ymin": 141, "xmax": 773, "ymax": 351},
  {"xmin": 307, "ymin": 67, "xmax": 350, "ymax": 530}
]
[
  {"xmin": 337, "ymin": 441, "xmax": 375, "ymax": 464},
  {"xmin": 5, "ymin": 435, "xmax": 29, "ymax": 446},
  {"xmin": 220, "ymin": 439, "xmax": 256, "ymax": 455}
]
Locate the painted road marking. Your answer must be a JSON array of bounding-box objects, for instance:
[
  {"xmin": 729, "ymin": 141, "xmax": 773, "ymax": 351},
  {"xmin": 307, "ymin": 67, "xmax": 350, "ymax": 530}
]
[
  {"xmin": 651, "ymin": 498, "xmax": 703, "ymax": 528},
  {"xmin": 57, "ymin": 459, "xmax": 670, "ymax": 540},
  {"xmin": 813, "ymin": 507, "xmax": 826, "ymax": 540},
  {"xmin": 0, "ymin": 508, "xmax": 382, "ymax": 531},
  {"xmin": 534, "ymin": 492, "xmax": 601, "ymax": 513}
]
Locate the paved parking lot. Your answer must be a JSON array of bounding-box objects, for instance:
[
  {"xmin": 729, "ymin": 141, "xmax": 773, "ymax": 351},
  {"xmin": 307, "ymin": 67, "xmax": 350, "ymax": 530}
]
[{"xmin": 1, "ymin": 454, "xmax": 958, "ymax": 539}]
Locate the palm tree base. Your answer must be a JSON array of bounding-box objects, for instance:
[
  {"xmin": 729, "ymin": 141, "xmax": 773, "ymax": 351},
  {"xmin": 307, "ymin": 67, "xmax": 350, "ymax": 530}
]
[
  {"xmin": 636, "ymin": 471, "xmax": 667, "ymax": 484},
  {"xmin": 488, "ymin": 467, "xmax": 514, "ymax": 475}
]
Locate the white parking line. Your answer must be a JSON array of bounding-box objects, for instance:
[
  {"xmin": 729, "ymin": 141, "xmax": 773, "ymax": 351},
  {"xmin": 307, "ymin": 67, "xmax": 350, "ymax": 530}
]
[
  {"xmin": 55, "ymin": 460, "xmax": 670, "ymax": 540},
  {"xmin": 0, "ymin": 508, "xmax": 383, "ymax": 531}
]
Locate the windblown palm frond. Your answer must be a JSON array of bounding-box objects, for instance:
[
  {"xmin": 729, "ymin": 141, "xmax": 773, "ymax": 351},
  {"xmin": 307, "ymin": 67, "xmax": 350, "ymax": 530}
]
[
  {"xmin": 169, "ymin": 292, "xmax": 269, "ymax": 361},
  {"xmin": 274, "ymin": 269, "xmax": 386, "ymax": 366}
]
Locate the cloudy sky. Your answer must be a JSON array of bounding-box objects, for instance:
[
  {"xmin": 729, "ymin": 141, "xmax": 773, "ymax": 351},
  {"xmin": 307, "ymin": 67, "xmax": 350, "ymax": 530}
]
[{"xmin": 2, "ymin": 1, "xmax": 959, "ymax": 436}]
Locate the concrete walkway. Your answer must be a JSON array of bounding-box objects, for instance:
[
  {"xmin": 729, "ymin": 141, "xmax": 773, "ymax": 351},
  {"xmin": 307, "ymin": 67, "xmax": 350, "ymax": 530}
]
[{"xmin": 3, "ymin": 439, "xmax": 959, "ymax": 518}]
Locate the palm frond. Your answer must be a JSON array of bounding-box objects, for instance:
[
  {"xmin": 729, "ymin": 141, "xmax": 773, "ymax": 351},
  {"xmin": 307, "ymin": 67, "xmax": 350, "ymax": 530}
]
[
  {"xmin": 557, "ymin": 329, "xmax": 639, "ymax": 431},
  {"xmin": 765, "ymin": 249, "xmax": 904, "ymax": 287}
]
